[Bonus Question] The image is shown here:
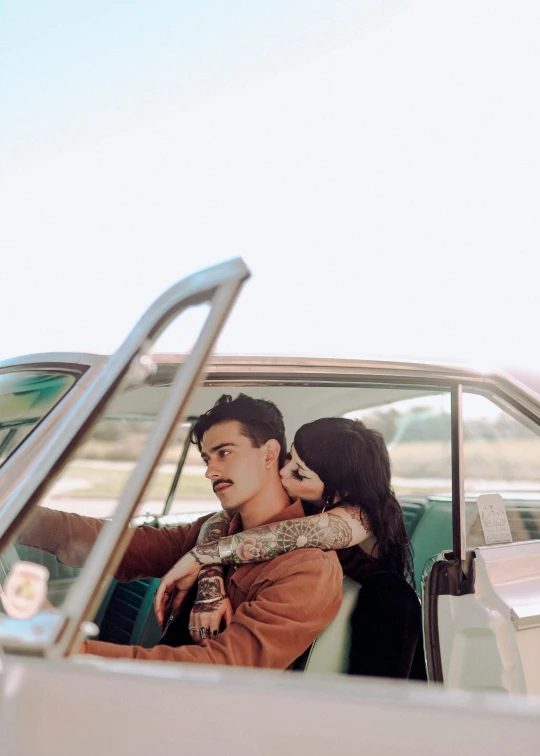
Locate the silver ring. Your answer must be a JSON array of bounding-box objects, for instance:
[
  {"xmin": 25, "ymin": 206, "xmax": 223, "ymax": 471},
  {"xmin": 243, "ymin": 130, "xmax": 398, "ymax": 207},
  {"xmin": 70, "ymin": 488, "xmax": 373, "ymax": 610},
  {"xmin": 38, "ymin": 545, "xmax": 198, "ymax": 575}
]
[{"xmin": 188, "ymin": 624, "xmax": 197, "ymax": 632}]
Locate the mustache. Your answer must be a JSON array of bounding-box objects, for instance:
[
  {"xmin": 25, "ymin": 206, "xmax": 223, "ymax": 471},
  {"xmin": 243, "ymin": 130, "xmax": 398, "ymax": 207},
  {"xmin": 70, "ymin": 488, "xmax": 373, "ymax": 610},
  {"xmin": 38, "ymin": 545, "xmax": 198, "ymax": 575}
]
[{"xmin": 213, "ymin": 479, "xmax": 233, "ymax": 492}]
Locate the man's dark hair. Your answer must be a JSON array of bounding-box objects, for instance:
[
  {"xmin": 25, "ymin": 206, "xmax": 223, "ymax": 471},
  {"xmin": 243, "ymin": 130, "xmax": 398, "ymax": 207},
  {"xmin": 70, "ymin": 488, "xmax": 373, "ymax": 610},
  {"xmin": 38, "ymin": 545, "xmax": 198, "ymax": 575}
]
[{"xmin": 191, "ymin": 393, "xmax": 287, "ymax": 467}]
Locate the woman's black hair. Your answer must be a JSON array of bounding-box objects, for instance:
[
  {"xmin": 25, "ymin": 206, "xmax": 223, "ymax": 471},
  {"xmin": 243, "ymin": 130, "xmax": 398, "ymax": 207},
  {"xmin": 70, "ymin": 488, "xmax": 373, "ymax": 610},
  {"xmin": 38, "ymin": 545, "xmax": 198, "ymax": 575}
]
[{"xmin": 293, "ymin": 417, "xmax": 414, "ymax": 586}]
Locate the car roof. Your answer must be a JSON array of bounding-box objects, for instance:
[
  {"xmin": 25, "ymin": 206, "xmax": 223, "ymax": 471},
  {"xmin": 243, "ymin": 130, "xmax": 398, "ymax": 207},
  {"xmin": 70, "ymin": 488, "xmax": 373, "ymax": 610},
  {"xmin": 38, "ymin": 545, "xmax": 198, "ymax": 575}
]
[{"xmin": 6, "ymin": 352, "xmax": 535, "ymax": 440}]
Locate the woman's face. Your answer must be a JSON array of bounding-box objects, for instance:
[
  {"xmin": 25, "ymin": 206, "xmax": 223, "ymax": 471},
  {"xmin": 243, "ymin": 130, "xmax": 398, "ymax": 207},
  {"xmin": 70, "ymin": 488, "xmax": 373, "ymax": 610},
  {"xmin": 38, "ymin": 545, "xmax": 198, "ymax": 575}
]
[{"xmin": 279, "ymin": 444, "xmax": 325, "ymax": 503}]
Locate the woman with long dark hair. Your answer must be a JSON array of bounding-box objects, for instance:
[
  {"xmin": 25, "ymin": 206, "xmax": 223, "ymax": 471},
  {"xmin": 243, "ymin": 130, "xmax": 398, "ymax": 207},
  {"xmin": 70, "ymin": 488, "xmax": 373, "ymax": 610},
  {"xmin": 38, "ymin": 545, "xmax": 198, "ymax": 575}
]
[
  {"xmin": 291, "ymin": 417, "xmax": 413, "ymax": 584},
  {"xmin": 155, "ymin": 417, "xmax": 414, "ymax": 647}
]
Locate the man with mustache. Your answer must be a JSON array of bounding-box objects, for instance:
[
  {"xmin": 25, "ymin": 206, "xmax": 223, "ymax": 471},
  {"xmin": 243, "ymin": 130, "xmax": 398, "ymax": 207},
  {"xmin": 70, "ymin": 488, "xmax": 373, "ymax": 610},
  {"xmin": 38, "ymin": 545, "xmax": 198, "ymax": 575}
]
[{"xmin": 20, "ymin": 394, "xmax": 342, "ymax": 669}]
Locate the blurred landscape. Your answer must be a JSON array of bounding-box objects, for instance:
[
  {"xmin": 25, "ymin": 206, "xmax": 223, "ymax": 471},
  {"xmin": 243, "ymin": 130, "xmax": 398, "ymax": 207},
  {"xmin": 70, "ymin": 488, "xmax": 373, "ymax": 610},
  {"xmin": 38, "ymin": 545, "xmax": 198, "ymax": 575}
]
[{"xmin": 44, "ymin": 404, "xmax": 540, "ymax": 518}]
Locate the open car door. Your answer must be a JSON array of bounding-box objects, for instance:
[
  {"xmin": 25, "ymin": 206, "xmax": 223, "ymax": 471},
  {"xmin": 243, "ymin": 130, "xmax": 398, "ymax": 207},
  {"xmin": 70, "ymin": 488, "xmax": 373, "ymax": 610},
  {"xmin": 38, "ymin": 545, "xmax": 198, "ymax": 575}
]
[
  {"xmin": 0, "ymin": 258, "xmax": 250, "ymax": 658},
  {"xmin": 423, "ymin": 382, "xmax": 540, "ymax": 695}
]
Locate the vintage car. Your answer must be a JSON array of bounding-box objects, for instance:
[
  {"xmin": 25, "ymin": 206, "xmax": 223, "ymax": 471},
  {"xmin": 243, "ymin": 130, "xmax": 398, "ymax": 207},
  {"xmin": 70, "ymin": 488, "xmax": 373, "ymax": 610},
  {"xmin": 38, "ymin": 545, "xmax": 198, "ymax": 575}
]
[{"xmin": 0, "ymin": 259, "xmax": 539, "ymax": 754}]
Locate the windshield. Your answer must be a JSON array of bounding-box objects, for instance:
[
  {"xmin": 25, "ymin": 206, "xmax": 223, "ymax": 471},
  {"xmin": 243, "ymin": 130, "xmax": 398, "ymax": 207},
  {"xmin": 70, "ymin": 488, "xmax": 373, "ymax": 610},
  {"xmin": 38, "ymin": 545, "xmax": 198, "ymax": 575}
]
[{"xmin": 0, "ymin": 370, "xmax": 76, "ymax": 467}]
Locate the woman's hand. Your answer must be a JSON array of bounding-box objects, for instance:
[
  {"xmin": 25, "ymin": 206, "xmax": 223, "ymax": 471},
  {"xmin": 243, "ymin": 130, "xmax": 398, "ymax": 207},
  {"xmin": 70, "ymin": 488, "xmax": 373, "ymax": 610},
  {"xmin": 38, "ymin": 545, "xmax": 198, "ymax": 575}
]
[
  {"xmin": 189, "ymin": 567, "xmax": 233, "ymax": 643},
  {"xmin": 154, "ymin": 551, "xmax": 201, "ymax": 627}
]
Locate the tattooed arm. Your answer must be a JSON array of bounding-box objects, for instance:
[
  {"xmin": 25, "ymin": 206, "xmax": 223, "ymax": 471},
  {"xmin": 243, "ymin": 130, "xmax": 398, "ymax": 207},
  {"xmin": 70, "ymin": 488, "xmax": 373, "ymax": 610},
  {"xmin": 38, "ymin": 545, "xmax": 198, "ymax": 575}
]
[
  {"xmin": 197, "ymin": 510, "xmax": 232, "ymax": 543},
  {"xmin": 189, "ymin": 512, "xmax": 233, "ymax": 642},
  {"xmin": 192, "ymin": 504, "xmax": 372, "ymax": 566},
  {"xmin": 193, "ymin": 510, "xmax": 231, "ymax": 568},
  {"xmin": 154, "ymin": 505, "xmax": 371, "ymax": 623}
]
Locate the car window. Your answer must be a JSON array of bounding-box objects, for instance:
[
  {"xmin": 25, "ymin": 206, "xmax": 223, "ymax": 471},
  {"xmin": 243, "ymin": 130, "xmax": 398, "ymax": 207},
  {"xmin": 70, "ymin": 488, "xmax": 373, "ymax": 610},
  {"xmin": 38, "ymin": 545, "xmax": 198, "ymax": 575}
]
[
  {"xmin": 345, "ymin": 391, "xmax": 452, "ymax": 501},
  {"xmin": 40, "ymin": 414, "xmax": 193, "ymax": 520},
  {"xmin": 345, "ymin": 389, "xmax": 453, "ymax": 580},
  {"xmin": 165, "ymin": 429, "xmax": 219, "ymax": 518},
  {"xmin": 0, "ymin": 370, "xmax": 76, "ymax": 466},
  {"xmin": 463, "ymin": 392, "xmax": 540, "ymax": 547},
  {"xmin": 0, "ymin": 374, "xmax": 172, "ymax": 617},
  {"xmin": 0, "ymin": 260, "xmax": 250, "ymax": 661}
]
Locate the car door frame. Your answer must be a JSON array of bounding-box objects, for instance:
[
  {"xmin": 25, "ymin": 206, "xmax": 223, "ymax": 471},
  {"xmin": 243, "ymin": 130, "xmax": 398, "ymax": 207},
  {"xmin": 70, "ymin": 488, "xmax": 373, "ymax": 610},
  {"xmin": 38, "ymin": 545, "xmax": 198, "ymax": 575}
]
[
  {"xmin": 0, "ymin": 258, "xmax": 250, "ymax": 658},
  {"xmin": 423, "ymin": 374, "xmax": 540, "ymax": 689}
]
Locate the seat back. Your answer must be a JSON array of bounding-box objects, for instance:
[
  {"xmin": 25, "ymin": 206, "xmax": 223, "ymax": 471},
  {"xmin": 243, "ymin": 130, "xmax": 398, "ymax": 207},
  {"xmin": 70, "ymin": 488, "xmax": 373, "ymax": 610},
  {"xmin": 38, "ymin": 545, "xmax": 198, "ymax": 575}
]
[
  {"xmin": 97, "ymin": 577, "xmax": 162, "ymax": 647},
  {"xmin": 301, "ymin": 572, "xmax": 425, "ymax": 679},
  {"xmin": 300, "ymin": 576, "xmax": 361, "ymax": 673}
]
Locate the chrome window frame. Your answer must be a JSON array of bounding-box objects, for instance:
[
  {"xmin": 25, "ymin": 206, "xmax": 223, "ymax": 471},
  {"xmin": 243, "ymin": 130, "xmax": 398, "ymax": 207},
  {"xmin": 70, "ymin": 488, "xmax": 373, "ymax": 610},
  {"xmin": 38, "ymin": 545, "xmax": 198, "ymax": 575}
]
[{"xmin": 0, "ymin": 258, "xmax": 250, "ymax": 657}]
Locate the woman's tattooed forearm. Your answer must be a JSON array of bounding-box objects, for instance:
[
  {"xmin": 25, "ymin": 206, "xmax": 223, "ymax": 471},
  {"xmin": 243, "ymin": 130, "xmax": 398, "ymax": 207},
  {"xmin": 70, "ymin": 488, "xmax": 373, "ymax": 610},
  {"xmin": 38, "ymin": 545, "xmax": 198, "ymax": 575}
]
[
  {"xmin": 204, "ymin": 521, "xmax": 230, "ymax": 543},
  {"xmin": 192, "ymin": 540, "xmax": 220, "ymax": 564},
  {"xmin": 340, "ymin": 502, "xmax": 372, "ymax": 534},
  {"xmin": 225, "ymin": 512, "xmax": 354, "ymax": 564},
  {"xmin": 197, "ymin": 511, "xmax": 231, "ymax": 545},
  {"xmin": 193, "ymin": 512, "xmax": 230, "ymax": 564}
]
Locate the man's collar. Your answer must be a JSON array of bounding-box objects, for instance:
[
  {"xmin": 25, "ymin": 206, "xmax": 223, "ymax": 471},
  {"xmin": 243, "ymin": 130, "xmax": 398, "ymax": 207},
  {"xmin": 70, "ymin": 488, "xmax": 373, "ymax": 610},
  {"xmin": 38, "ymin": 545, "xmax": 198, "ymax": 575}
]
[{"xmin": 228, "ymin": 499, "xmax": 305, "ymax": 535}]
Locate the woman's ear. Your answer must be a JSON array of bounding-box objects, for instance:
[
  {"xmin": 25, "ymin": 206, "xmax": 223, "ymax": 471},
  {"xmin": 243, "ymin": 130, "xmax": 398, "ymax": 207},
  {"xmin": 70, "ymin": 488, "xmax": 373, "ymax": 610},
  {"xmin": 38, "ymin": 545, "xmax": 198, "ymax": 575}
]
[{"xmin": 265, "ymin": 439, "xmax": 281, "ymax": 468}]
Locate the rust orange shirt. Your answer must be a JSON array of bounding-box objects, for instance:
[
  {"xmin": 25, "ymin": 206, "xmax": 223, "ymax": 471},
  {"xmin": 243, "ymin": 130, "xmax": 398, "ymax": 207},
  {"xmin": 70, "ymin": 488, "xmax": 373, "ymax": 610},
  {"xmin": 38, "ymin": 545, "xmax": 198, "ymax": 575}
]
[{"xmin": 26, "ymin": 501, "xmax": 343, "ymax": 669}]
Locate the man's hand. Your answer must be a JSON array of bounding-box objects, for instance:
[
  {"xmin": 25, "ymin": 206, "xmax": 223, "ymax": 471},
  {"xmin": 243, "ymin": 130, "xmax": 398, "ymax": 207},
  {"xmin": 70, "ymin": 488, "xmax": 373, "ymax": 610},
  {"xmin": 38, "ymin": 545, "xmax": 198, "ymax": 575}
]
[
  {"xmin": 189, "ymin": 567, "xmax": 233, "ymax": 643},
  {"xmin": 154, "ymin": 551, "xmax": 201, "ymax": 627}
]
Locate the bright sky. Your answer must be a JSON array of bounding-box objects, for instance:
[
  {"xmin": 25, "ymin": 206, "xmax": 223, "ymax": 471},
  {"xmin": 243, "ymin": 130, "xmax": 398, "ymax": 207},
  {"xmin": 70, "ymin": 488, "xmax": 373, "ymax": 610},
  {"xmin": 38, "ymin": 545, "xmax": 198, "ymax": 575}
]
[{"xmin": 2, "ymin": 1, "xmax": 539, "ymax": 375}]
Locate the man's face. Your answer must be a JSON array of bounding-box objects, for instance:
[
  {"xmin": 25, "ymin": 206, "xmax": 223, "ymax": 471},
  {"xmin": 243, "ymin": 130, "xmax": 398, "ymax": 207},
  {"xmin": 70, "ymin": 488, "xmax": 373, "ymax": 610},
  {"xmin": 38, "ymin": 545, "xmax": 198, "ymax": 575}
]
[{"xmin": 201, "ymin": 420, "xmax": 270, "ymax": 513}]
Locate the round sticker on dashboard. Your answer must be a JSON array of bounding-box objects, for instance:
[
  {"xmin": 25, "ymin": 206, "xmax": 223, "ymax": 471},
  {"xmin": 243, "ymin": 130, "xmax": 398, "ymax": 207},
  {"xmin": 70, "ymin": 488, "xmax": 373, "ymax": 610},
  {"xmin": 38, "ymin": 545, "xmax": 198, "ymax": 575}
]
[{"xmin": 1, "ymin": 561, "xmax": 49, "ymax": 619}]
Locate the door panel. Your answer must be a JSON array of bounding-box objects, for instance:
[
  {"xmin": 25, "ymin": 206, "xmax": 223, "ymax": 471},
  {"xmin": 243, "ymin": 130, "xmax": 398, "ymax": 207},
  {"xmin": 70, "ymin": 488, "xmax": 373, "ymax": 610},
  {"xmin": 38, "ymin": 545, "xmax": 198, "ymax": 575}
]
[
  {"xmin": 477, "ymin": 541, "xmax": 540, "ymax": 694},
  {"xmin": 0, "ymin": 259, "xmax": 250, "ymax": 658},
  {"xmin": 2, "ymin": 655, "xmax": 540, "ymax": 756},
  {"xmin": 424, "ymin": 386, "xmax": 540, "ymax": 692},
  {"xmin": 435, "ymin": 542, "xmax": 540, "ymax": 694}
]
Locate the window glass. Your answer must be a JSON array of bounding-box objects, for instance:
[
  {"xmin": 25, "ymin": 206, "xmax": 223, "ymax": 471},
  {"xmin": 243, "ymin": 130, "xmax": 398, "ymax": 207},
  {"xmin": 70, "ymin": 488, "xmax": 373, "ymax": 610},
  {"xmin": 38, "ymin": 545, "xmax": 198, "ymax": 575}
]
[
  {"xmin": 41, "ymin": 416, "xmax": 192, "ymax": 520},
  {"xmin": 346, "ymin": 391, "xmax": 452, "ymax": 498},
  {"xmin": 170, "ymin": 386, "xmax": 455, "ymax": 524},
  {"xmin": 0, "ymin": 370, "xmax": 75, "ymax": 466},
  {"xmin": 463, "ymin": 392, "xmax": 540, "ymax": 547},
  {"xmin": 166, "ymin": 429, "xmax": 219, "ymax": 518},
  {"xmin": 345, "ymin": 389, "xmax": 452, "ymax": 580},
  {"xmin": 0, "ymin": 399, "xmax": 168, "ymax": 617}
]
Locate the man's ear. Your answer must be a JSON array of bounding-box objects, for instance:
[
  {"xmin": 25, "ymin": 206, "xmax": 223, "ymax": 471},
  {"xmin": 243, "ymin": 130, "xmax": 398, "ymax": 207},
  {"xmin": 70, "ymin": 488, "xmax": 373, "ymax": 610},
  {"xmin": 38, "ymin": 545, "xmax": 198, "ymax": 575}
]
[{"xmin": 264, "ymin": 439, "xmax": 281, "ymax": 468}]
